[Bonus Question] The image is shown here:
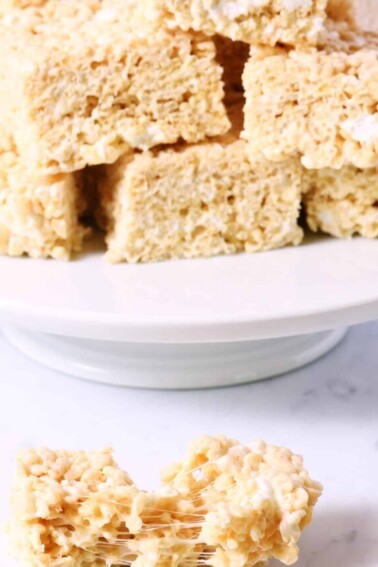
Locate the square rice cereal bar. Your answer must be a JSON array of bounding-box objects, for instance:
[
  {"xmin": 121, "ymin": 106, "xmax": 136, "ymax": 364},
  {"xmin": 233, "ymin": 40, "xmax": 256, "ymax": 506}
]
[
  {"xmin": 243, "ymin": 25, "xmax": 378, "ymax": 169},
  {"xmin": 304, "ymin": 166, "xmax": 378, "ymax": 238},
  {"xmin": 149, "ymin": 0, "xmax": 328, "ymax": 47},
  {"xmin": 0, "ymin": 139, "xmax": 86, "ymax": 259},
  {"xmin": 97, "ymin": 101, "xmax": 304, "ymax": 263},
  {"xmin": 0, "ymin": 0, "xmax": 229, "ymax": 173}
]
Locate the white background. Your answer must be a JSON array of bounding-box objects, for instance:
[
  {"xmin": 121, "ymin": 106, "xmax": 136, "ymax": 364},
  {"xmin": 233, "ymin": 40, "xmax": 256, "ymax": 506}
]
[{"xmin": 0, "ymin": 323, "xmax": 377, "ymax": 566}]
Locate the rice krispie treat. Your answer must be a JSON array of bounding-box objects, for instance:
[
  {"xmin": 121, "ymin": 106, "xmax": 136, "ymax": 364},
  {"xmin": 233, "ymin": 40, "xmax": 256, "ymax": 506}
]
[
  {"xmin": 97, "ymin": 102, "xmax": 304, "ymax": 263},
  {"xmin": 150, "ymin": 0, "xmax": 328, "ymax": 47},
  {"xmin": 0, "ymin": 144, "xmax": 86, "ymax": 260},
  {"xmin": 9, "ymin": 436, "xmax": 322, "ymax": 566},
  {"xmin": 0, "ymin": 0, "xmax": 229, "ymax": 173},
  {"xmin": 9, "ymin": 447, "xmax": 141, "ymax": 566},
  {"xmin": 243, "ymin": 25, "xmax": 378, "ymax": 170},
  {"xmin": 304, "ymin": 166, "xmax": 378, "ymax": 238},
  {"xmin": 162, "ymin": 435, "xmax": 323, "ymax": 567}
]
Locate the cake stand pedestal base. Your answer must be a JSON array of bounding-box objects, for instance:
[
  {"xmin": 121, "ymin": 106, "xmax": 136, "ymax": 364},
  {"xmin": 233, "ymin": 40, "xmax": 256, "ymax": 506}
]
[{"xmin": 4, "ymin": 326, "xmax": 347, "ymax": 389}]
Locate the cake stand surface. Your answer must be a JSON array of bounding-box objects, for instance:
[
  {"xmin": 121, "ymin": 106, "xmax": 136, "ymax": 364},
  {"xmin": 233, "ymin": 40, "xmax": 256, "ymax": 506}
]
[{"xmin": 0, "ymin": 235, "xmax": 377, "ymax": 388}]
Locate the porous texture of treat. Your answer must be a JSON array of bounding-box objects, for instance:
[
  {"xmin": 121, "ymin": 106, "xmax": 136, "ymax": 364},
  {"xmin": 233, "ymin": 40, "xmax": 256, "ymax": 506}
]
[
  {"xmin": 304, "ymin": 166, "xmax": 378, "ymax": 237},
  {"xmin": 0, "ymin": 144, "xmax": 86, "ymax": 259},
  {"xmin": 0, "ymin": 0, "xmax": 229, "ymax": 173},
  {"xmin": 9, "ymin": 436, "xmax": 322, "ymax": 566},
  {"xmin": 98, "ymin": 102, "xmax": 304, "ymax": 264},
  {"xmin": 243, "ymin": 24, "xmax": 378, "ymax": 169},
  {"xmin": 162, "ymin": 436, "xmax": 323, "ymax": 567},
  {"xmin": 151, "ymin": 0, "xmax": 328, "ymax": 47}
]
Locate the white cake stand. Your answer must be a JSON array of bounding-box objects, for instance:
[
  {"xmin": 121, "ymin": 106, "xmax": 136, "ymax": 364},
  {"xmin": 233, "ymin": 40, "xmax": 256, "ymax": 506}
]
[{"xmin": 1, "ymin": 235, "xmax": 378, "ymax": 389}]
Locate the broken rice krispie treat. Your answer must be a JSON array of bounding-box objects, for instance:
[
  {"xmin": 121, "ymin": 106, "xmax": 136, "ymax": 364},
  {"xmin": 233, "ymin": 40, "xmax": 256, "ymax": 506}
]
[
  {"xmin": 9, "ymin": 435, "xmax": 322, "ymax": 566},
  {"xmin": 243, "ymin": 25, "xmax": 378, "ymax": 170},
  {"xmin": 0, "ymin": 0, "xmax": 229, "ymax": 173},
  {"xmin": 97, "ymin": 101, "xmax": 304, "ymax": 263},
  {"xmin": 150, "ymin": 0, "xmax": 328, "ymax": 47},
  {"xmin": 0, "ymin": 142, "xmax": 86, "ymax": 259},
  {"xmin": 304, "ymin": 166, "xmax": 378, "ymax": 238},
  {"xmin": 161, "ymin": 435, "xmax": 323, "ymax": 567}
]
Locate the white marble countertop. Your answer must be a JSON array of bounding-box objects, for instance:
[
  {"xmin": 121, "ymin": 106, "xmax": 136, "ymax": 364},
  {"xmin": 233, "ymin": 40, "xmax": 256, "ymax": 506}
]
[{"xmin": 0, "ymin": 323, "xmax": 377, "ymax": 567}]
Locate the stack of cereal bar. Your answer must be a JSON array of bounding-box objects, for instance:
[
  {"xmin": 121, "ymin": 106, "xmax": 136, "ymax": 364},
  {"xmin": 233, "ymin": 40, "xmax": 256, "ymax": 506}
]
[{"xmin": 1, "ymin": 0, "xmax": 378, "ymax": 262}]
